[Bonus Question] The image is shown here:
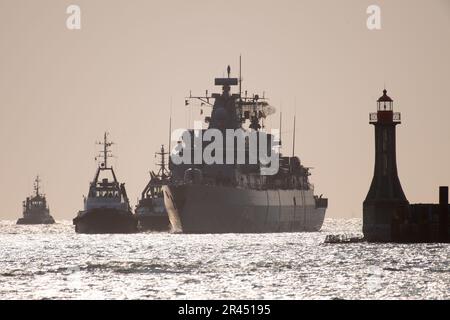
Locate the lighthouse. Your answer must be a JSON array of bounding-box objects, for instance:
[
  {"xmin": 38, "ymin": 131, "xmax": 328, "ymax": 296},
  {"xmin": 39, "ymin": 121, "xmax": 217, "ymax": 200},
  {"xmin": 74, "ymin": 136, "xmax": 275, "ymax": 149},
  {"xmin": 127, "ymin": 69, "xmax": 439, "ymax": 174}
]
[{"xmin": 363, "ymin": 89, "xmax": 409, "ymax": 242}]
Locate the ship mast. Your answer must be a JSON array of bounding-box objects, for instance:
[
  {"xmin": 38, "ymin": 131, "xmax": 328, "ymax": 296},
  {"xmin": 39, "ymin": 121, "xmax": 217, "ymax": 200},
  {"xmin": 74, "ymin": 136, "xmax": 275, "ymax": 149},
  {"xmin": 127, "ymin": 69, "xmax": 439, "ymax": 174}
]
[
  {"xmin": 168, "ymin": 101, "xmax": 172, "ymax": 153},
  {"xmin": 239, "ymin": 55, "xmax": 242, "ymax": 100},
  {"xmin": 96, "ymin": 132, "xmax": 114, "ymax": 168},
  {"xmin": 292, "ymin": 115, "xmax": 296, "ymax": 157},
  {"xmin": 279, "ymin": 111, "xmax": 282, "ymax": 152},
  {"xmin": 155, "ymin": 145, "xmax": 170, "ymax": 179},
  {"xmin": 34, "ymin": 175, "xmax": 41, "ymax": 196},
  {"xmin": 185, "ymin": 60, "xmax": 270, "ymax": 131}
]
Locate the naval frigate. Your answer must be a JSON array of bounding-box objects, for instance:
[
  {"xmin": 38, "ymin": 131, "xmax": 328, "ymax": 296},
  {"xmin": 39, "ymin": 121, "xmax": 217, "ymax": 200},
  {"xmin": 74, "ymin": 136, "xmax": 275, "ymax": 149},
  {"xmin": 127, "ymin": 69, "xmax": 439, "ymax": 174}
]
[
  {"xmin": 73, "ymin": 133, "xmax": 137, "ymax": 234},
  {"xmin": 163, "ymin": 63, "xmax": 327, "ymax": 233},
  {"xmin": 17, "ymin": 176, "xmax": 55, "ymax": 225}
]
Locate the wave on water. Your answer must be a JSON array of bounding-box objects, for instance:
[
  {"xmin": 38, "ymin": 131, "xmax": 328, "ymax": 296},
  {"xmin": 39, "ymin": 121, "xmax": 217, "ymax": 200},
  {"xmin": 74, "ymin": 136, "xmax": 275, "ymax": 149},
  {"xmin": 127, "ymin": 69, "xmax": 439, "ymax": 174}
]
[{"xmin": 0, "ymin": 218, "xmax": 448, "ymax": 299}]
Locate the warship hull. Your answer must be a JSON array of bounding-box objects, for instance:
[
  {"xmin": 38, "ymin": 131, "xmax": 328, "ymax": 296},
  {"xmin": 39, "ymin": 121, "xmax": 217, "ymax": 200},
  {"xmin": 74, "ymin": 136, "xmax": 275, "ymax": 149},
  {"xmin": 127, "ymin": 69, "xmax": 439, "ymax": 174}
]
[
  {"xmin": 73, "ymin": 208, "xmax": 138, "ymax": 234},
  {"xmin": 16, "ymin": 216, "xmax": 55, "ymax": 225},
  {"xmin": 163, "ymin": 185, "xmax": 326, "ymax": 233}
]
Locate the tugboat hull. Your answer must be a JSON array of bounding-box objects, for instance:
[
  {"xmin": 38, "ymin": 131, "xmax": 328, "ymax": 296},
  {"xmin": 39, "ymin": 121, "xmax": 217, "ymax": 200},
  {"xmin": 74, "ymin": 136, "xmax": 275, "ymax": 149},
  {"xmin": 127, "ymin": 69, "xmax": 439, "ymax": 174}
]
[
  {"xmin": 73, "ymin": 208, "xmax": 137, "ymax": 234},
  {"xmin": 135, "ymin": 197, "xmax": 170, "ymax": 231},
  {"xmin": 164, "ymin": 185, "xmax": 326, "ymax": 234},
  {"xmin": 137, "ymin": 215, "xmax": 170, "ymax": 231},
  {"xmin": 16, "ymin": 216, "xmax": 55, "ymax": 225}
]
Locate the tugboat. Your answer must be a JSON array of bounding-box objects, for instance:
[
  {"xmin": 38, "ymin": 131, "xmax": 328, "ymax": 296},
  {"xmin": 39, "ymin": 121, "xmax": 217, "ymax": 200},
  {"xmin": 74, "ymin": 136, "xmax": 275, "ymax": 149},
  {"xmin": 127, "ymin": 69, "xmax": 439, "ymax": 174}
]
[
  {"xmin": 73, "ymin": 133, "xmax": 137, "ymax": 234},
  {"xmin": 17, "ymin": 176, "xmax": 55, "ymax": 225},
  {"xmin": 164, "ymin": 62, "xmax": 328, "ymax": 233},
  {"xmin": 135, "ymin": 145, "xmax": 171, "ymax": 231}
]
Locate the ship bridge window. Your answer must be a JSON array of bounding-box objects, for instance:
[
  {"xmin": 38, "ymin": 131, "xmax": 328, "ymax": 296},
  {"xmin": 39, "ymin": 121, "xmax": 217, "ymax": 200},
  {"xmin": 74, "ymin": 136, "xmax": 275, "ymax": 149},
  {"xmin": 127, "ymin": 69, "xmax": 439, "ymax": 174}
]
[{"xmin": 96, "ymin": 191, "xmax": 108, "ymax": 197}]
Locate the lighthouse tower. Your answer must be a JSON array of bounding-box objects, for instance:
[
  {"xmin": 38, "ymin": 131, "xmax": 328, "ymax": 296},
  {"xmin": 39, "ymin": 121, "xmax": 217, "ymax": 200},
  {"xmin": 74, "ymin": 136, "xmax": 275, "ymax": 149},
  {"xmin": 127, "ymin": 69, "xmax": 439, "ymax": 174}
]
[{"xmin": 363, "ymin": 89, "xmax": 409, "ymax": 242}]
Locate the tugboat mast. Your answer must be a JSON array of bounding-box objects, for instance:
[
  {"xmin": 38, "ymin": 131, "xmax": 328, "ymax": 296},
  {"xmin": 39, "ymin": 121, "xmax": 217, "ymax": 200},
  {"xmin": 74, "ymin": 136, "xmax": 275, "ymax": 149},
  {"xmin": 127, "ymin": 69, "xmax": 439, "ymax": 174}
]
[
  {"xmin": 155, "ymin": 145, "xmax": 170, "ymax": 179},
  {"xmin": 34, "ymin": 175, "xmax": 41, "ymax": 196},
  {"xmin": 96, "ymin": 132, "xmax": 114, "ymax": 168}
]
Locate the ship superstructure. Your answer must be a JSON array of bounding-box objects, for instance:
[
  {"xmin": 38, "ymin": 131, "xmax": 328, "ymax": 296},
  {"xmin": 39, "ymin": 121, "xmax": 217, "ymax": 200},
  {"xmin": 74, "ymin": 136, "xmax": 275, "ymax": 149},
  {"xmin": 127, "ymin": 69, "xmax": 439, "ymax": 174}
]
[
  {"xmin": 73, "ymin": 133, "xmax": 137, "ymax": 234},
  {"xmin": 17, "ymin": 176, "xmax": 55, "ymax": 225},
  {"xmin": 164, "ymin": 62, "xmax": 327, "ymax": 233}
]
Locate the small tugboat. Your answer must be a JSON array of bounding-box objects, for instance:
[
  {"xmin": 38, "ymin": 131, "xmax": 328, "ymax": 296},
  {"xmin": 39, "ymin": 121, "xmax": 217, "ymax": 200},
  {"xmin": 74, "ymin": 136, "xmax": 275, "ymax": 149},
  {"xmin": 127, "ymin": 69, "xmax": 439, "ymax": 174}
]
[
  {"xmin": 73, "ymin": 133, "xmax": 137, "ymax": 234},
  {"xmin": 135, "ymin": 145, "xmax": 171, "ymax": 231},
  {"xmin": 17, "ymin": 176, "xmax": 55, "ymax": 225}
]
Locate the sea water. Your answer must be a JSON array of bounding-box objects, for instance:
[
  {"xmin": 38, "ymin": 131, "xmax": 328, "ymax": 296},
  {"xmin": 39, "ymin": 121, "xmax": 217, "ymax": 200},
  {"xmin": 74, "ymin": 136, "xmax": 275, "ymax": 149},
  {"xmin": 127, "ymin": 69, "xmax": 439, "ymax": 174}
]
[{"xmin": 0, "ymin": 219, "xmax": 448, "ymax": 299}]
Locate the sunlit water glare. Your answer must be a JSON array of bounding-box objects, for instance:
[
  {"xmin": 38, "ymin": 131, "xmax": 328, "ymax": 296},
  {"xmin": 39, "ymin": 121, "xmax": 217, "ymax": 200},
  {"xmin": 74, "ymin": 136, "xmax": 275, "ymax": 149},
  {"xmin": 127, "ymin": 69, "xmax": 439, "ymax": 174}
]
[{"xmin": 0, "ymin": 219, "xmax": 448, "ymax": 299}]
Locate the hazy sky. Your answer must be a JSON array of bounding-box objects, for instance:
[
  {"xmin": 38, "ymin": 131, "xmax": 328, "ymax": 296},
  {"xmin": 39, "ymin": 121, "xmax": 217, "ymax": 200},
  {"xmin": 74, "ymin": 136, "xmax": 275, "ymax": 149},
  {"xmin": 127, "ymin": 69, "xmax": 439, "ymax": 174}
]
[{"xmin": 0, "ymin": 0, "xmax": 449, "ymax": 220}]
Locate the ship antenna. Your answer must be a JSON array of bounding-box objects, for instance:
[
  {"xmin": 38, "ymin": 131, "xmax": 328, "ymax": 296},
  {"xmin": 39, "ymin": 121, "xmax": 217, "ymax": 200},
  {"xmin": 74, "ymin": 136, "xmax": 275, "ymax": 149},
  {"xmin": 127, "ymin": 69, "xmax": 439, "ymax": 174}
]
[
  {"xmin": 239, "ymin": 55, "xmax": 242, "ymax": 99},
  {"xmin": 168, "ymin": 97, "xmax": 172, "ymax": 153},
  {"xmin": 292, "ymin": 99, "xmax": 297, "ymax": 157},
  {"xmin": 103, "ymin": 132, "xmax": 108, "ymax": 168},
  {"xmin": 279, "ymin": 110, "xmax": 282, "ymax": 152},
  {"xmin": 292, "ymin": 115, "xmax": 296, "ymax": 157},
  {"xmin": 160, "ymin": 145, "xmax": 165, "ymax": 177}
]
